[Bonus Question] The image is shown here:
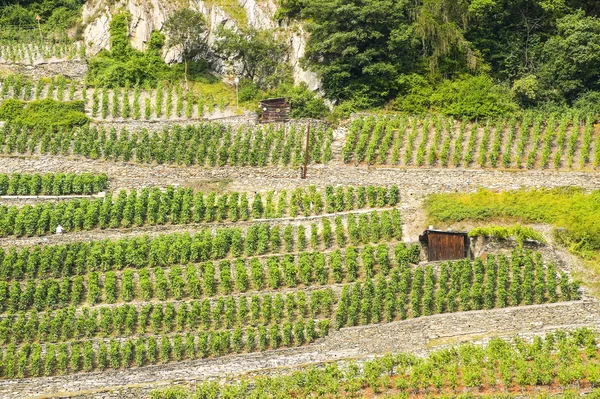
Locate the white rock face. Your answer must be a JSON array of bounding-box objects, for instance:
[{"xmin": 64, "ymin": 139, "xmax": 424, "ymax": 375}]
[
  {"xmin": 240, "ymin": 0, "xmax": 276, "ymax": 29},
  {"xmin": 82, "ymin": 0, "xmax": 320, "ymax": 89},
  {"xmin": 82, "ymin": 0, "xmax": 172, "ymax": 55},
  {"xmin": 288, "ymin": 24, "xmax": 320, "ymax": 91}
]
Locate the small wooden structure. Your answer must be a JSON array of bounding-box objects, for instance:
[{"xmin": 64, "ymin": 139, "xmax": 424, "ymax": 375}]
[
  {"xmin": 419, "ymin": 230, "xmax": 469, "ymax": 262},
  {"xmin": 259, "ymin": 98, "xmax": 290, "ymax": 123}
]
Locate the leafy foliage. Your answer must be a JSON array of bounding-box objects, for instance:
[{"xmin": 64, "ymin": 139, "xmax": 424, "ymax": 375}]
[
  {"xmin": 302, "ymin": 0, "xmax": 419, "ymax": 107},
  {"xmin": 299, "ymin": 0, "xmax": 600, "ymax": 114},
  {"xmin": 469, "ymin": 224, "xmax": 546, "ymax": 245},
  {"xmin": 214, "ymin": 27, "xmax": 290, "ymax": 89},
  {"xmin": 0, "ymin": 99, "xmax": 88, "ymax": 129}
]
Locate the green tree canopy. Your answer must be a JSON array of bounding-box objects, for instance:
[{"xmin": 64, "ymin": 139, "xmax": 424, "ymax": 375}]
[
  {"xmin": 163, "ymin": 8, "xmax": 208, "ymax": 84},
  {"xmin": 214, "ymin": 27, "xmax": 290, "ymax": 89},
  {"xmin": 302, "ymin": 0, "xmax": 420, "ymax": 106},
  {"xmin": 538, "ymin": 11, "xmax": 600, "ymax": 103}
]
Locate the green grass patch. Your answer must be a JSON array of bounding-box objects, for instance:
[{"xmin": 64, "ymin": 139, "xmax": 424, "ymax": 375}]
[
  {"xmin": 192, "ymin": 80, "xmax": 235, "ymax": 105},
  {"xmin": 426, "ymin": 187, "xmax": 600, "ymax": 253},
  {"xmin": 469, "ymin": 224, "xmax": 546, "ymax": 246},
  {"xmin": 425, "ymin": 187, "xmax": 600, "ymax": 294}
]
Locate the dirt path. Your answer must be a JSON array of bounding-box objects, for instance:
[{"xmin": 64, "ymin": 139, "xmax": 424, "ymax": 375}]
[
  {"xmin": 4, "ymin": 300, "xmax": 600, "ymax": 399},
  {"xmin": 0, "ymin": 206, "xmax": 390, "ymax": 248}
]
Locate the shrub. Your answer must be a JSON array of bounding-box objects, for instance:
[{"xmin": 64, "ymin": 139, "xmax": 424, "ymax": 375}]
[
  {"xmin": 86, "ymin": 14, "xmax": 179, "ymax": 88},
  {"xmin": 276, "ymin": 83, "xmax": 329, "ymax": 119},
  {"xmin": 0, "ymin": 99, "xmax": 88, "ymax": 129},
  {"xmin": 0, "ymin": 99, "xmax": 25, "ymax": 121},
  {"xmin": 469, "ymin": 224, "xmax": 546, "ymax": 246},
  {"xmin": 430, "ymin": 75, "xmax": 518, "ymax": 120}
]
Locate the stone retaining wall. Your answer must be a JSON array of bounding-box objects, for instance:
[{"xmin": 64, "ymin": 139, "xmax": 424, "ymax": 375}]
[{"xmin": 0, "ymin": 60, "xmax": 88, "ymax": 80}]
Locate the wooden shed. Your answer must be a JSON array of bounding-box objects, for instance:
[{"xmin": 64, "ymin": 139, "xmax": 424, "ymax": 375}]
[
  {"xmin": 419, "ymin": 230, "xmax": 470, "ymax": 262},
  {"xmin": 259, "ymin": 98, "xmax": 290, "ymax": 123}
]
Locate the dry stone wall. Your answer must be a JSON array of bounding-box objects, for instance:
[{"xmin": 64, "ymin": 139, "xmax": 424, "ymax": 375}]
[
  {"xmin": 0, "ymin": 194, "xmax": 104, "ymax": 207},
  {"xmin": 93, "ymin": 111, "xmax": 259, "ymax": 131},
  {"xmin": 0, "ymin": 161, "xmax": 598, "ymax": 196},
  {"xmin": 0, "ymin": 61, "xmax": 87, "ymax": 80}
]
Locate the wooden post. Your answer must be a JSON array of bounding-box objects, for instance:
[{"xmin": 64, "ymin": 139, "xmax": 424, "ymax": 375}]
[
  {"xmin": 36, "ymin": 15, "xmax": 43, "ymax": 41},
  {"xmin": 302, "ymin": 125, "xmax": 310, "ymax": 179}
]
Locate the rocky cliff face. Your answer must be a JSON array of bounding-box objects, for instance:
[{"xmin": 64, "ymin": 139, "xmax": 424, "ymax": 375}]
[{"xmin": 82, "ymin": 0, "xmax": 320, "ymax": 90}]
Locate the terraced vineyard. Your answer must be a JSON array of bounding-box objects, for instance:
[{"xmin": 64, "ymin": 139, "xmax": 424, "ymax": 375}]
[
  {"xmin": 0, "ymin": 176, "xmax": 581, "ymax": 380},
  {"xmin": 2, "ymin": 84, "xmax": 600, "ymax": 399},
  {"xmin": 343, "ymin": 114, "xmax": 600, "ymax": 170},
  {"xmin": 0, "ymin": 74, "xmax": 235, "ymax": 120},
  {"xmin": 0, "ymin": 42, "xmax": 83, "ymax": 64}
]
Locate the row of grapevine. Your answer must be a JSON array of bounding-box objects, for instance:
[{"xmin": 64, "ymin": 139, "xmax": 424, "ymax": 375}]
[
  {"xmin": 0, "ymin": 122, "xmax": 334, "ymax": 166},
  {"xmin": 0, "ymin": 42, "xmax": 84, "ymax": 63},
  {"xmin": 0, "ymin": 209, "xmax": 403, "ymax": 281},
  {"xmin": 0, "ymin": 322, "xmax": 326, "ymax": 379},
  {"xmin": 0, "ymin": 289, "xmax": 334, "ymax": 345},
  {"xmin": 88, "ymin": 84, "xmax": 229, "ymax": 120},
  {"xmin": 0, "ymin": 186, "xmax": 399, "ymax": 237},
  {"xmin": 0, "ymin": 242, "xmax": 415, "ymax": 312},
  {"xmin": 342, "ymin": 113, "xmax": 600, "ymax": 170},
  {"xmin": 150, "ymin": 328, "xmax": 599, "ymax": 398},
  {"xmin": 0, "ymin": 172, "xmax": 108, "ymax": 196},
  {"xmin": 333, "ymin": 254, "xmax": 577, "ymax": 329},
  {"xmin": 0, "ymin": 75, "xmax": 234, "ymax": 119}
]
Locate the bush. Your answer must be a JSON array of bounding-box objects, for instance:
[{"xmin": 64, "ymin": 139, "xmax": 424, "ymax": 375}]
[
  {"xmin": 276, "ymin": 83, "xmax": 329, "ymax": 119},
  {"xmin": 469, "ymin": 224, "xmax": 546, "ymax": 245},
  {"xmin": 331, "ymin": 101, "xmax": 358, "ymax": 121},
  {"xmin": 86, "ymin": 14, "xmax": 179, "ymax": 88},
  {"xmin": 239, "ymin": 80, "xmax": 259, "ymax": 102},
  {"xmin": 0, "ymin": 99, "xmax": 25, "ymax": 121},
  {"xmin": 391, "ymin": 74, "xmax": 432, "ymax": 114},
  {"xmin": 0, "ymin": 99, "xmax": 89, "ymax": 129},
  {"xmin": 573, "ymin": 91, "xmax": 600, "ymax": 115},
  {"xmin": 430, "ymin": 75, "xmax": 518, "ymax": 120}
]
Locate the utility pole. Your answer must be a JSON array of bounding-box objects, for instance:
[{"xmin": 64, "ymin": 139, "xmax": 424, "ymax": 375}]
[{"xmin": 301, "ymin": 124, "xmax": 310, "ymax": 179}]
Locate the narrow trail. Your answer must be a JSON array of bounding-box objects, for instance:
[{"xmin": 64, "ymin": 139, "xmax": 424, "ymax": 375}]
[
  {"xmin": 0, "ymin": 206, "xmax": 390, "ymax": 248},
  {"xmin": 4, "ymin": 300, "xmax": 599, "ymax": 399}
]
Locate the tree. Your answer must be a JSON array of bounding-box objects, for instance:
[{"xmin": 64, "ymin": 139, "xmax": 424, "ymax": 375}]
[
  {"xmin": 214, "ymin": 27, "xmax": 289, "ymax": 89},
  {"xmin": 302, "ymin": 0, "xmax": 419, "ymax": 106},
  {"xmin": 414, "ymin": 0, "xmax": 474, "ymax": 74},
  {"xmin": 538, "ymin": 11, "xmax": 600, "ymax": 103},
  {"xmin": 163, "ymin": 9, "xmax": 208, "ymax": 87}
]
